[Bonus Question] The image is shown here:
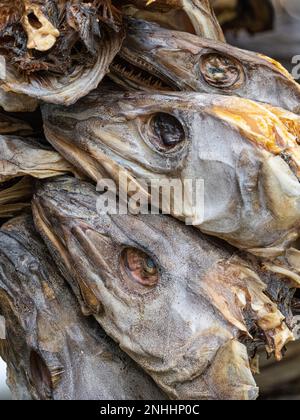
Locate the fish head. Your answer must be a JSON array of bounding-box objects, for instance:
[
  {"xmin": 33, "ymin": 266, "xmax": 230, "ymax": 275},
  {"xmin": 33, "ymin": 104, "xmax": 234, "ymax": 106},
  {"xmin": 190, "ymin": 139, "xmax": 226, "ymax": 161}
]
[
  {"xmin": 33, "ymin": 176, "xmax": 294, "ymax": 399},
  {"xmin": 110, "ymin": 18, "xmax": 300, "ymax": 114},
  {"xmin": 42, "ymin": 91, "xmax": 300, "ymax": 252},
  {"xmin": 0, "ymin": 1, "xmax": 124, "ymax": 105},
  {"xmin": 0, "ymin": 213, "xmax": 164, "ymax": 400}
]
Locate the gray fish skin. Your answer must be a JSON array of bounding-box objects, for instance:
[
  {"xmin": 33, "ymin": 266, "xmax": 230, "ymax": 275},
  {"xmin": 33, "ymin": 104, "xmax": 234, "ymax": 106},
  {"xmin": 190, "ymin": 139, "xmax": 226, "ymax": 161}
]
[
  {"xmin": 0, "ymin": 214, "xmax": 165, "ymax": 400},
  {"xmin": 32, "ymin": 176, "xmax": 294, "ymax": 400},
  {"xmin": 110, "ymin": 19, "xmax": 300, "ymax": 114},
  {"xmin": 42, "ymin": 91, "xmax": 300, "ymax": 254}
]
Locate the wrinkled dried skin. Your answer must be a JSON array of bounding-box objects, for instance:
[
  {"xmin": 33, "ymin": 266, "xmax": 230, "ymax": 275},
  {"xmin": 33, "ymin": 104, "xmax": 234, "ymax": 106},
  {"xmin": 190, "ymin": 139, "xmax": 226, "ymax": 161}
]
[
  {"xmin": 0, "ymin": 214, "xmax": 165, "ymax": 400},
  {"xmin": 211, "ymin": 0, "xmax": 274, "ymax": 34},
  {"xmin": 42, "ymin": 91, "xmax": 300, "ymax": 259},
  {"xmin": 119, "ymin": 0, "xmax": 225, "ymax": 40},
  {"xmin": 0, "ymin": 114, "xmax": 35, "ymax": 218},
  {"xmin": 0, "ymin": 88, "xmax": 38, "ymax": 113},
  {"xmin": 110, "ymin": 19, "xmax": 300, "ymax": 113},
  {"xmin": 32, "ymin": 176, "xmax": 296, "ymax": 400},
  {"xmin": 0, "ymin": 135, "xmax": 76, "ymax": 182},
  {"xmin": 0, "ymin": 177, "xmax": 33, "ymax": 219},
  {"xmin": 0, "ymin": 1, "xmax": 124, "ymax": 105}
]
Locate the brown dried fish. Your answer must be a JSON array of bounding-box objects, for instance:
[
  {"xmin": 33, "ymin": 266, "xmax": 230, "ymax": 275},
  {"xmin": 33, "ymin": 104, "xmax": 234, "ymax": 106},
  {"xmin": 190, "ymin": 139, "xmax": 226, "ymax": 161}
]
[
  {"xmin": 110, "ymin": 18, "xmax": 300, "ymax": 113},
  {"xmin": 0, "ymin": 214, "xmax": 166, "ymax": 400},
  {"xmin": 0, "ymin": 1, "xmax": 124, "ymax": 105},
  {"xmin": 32, "ymin": 176, "xmax": 296, "ymax": 400}
]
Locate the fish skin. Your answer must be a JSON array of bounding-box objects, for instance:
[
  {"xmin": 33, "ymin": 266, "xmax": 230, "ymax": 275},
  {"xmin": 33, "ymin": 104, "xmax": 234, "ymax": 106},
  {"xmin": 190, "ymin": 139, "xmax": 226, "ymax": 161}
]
[
  {"xmin": 0, "ymin": 135, "xmax": 76, "ymax": 183},
  {"xmin": 32, "ymin": 176, "xmax": 295, "ymax": 400},
  {"xmin": 0, "ymin": 1, "xmax": 124, "ymax": 105},
  {"xmin": 110, "ymin": 18, "xmax": 300, "ymax": 114},
  {"xmin": 0, "ymin": 213, "xmax": 166, "ymax": 400},
  {"xmin": 0, "ymin": 113, "xmax": 76, "ymax": 220},
  {"xmin": 42, "ymin": 90, "xmax": 300, "ymax": 253},
  {"xmin": 120, "ymin": 0, "xmax": 225, "ymax": 40}
]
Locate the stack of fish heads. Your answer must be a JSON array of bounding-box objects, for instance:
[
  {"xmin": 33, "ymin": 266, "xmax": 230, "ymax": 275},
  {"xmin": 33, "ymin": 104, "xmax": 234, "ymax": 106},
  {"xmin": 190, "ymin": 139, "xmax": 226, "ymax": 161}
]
[
  {"xmin": 32, "ymin": 175, "xmax": 295, "ymax": 400},
  {"xmin": 0, "ymin": 0, "xmax": 299, "ymax": 401},
  {"xmin": 42, "ymin": 90, "xmax": 300, "ymax": 258}
]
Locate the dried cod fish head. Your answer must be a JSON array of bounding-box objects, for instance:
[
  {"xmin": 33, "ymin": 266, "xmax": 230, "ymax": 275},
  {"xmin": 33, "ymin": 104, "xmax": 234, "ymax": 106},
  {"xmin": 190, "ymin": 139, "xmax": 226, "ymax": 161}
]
[
  {"xmin": 0, "ymin": 1, "xmax": 124, "ymax": 105},
  {"xmin": 0, "ymin": 214, "xmax": 165, "ymax": 400},
  {"xmin": 32, "ymin": 176, "xmax": 296, "ymax": 400},
  {"xmin": 119, "ymin": 0, "xmax": 225, "ymax": 40},
  {"xmin": 110, "ymin": 19, "xmax": 300, "ymax": 114},
  {"xmin": 42, "ymin": 91, "xmax": 300, "ymax": 254}
]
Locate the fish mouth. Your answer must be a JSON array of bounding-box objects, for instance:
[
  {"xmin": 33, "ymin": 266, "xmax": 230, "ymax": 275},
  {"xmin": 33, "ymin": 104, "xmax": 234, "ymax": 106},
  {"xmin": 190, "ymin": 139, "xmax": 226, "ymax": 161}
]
[{"xmin": 110, "ymin": 51, "xmax": 179, "ymax": 91}]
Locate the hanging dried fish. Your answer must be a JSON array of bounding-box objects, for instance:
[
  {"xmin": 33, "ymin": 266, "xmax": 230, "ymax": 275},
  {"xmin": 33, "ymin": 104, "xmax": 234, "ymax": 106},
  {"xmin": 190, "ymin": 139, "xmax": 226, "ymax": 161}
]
[
  {"xmin": 119, "ymin": 0, "xmax": 225, "ymax": 40},
  {"xmin": 0, "ymin": 214, "xmax": 166, "ymax": 400},
  {"xmin": 42, "ymin": 91, "xmax": 300, "ymax": 255},
  {"xmin": 32, "ymin": 176, "xmax": 295, "ymax": 400},
  {"xmin": 110, "ymin": 18, "xmax": 300, "ymax": 113},
  {"xmin": 0, "ymin": 1, "xmax": 124, "ymax": 105}
]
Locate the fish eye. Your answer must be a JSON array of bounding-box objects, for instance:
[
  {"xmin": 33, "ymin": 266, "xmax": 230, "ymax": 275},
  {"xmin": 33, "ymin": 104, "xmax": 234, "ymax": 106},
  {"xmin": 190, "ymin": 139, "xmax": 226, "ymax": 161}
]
[
  {"xmin": 121, "ymin": 247, "xmax": 159, "ymax": 289},
  {"xmin": 200, "ymin": 53, "xmax": 244, "ymax": 89},
  {"xmin": 30, "ymin": 351, "xmax": 53, "ymax": 400},
  {"xmin": 149, "ymin": 112, "xmax": 185, "ymax": 150}
]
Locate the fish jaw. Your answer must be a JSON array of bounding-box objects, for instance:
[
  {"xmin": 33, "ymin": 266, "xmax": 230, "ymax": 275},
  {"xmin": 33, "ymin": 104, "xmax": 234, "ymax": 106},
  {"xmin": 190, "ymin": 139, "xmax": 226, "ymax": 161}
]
[{"xmin": 112, "ymin": 19, "xmax": 300, "ymax": 113}]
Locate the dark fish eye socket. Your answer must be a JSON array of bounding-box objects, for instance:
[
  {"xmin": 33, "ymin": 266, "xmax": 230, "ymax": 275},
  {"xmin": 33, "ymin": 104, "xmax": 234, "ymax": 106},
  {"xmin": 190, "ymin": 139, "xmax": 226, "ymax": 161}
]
[
  {"xmin": 30, "ymin": 350, "xmax": 53, "ymax": 400},
  {"xmin": 149, "ymin": 112, "xmax": 185, "ymax": 150},
  {"xmin": 200, "ymin": 53, "xmax": 244, "ymax": 89},
  {"xmin": 121, "ymin": 247, "xmax": 159, "ymax": 288}
]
